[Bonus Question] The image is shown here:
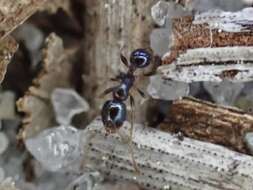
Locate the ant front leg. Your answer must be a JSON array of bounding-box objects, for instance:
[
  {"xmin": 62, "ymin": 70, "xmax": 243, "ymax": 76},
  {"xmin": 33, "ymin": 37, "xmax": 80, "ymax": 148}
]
[
  {"xmin": 120, "ymin": 53, "xmax": 130, "ymax": 68},
  {"xmin": 143, "ymin": 55, "xmax": 161, "ymax": 76},
  {"xmin": 99, "ymin": 86, "xmax": 116, "ymax": 98}
]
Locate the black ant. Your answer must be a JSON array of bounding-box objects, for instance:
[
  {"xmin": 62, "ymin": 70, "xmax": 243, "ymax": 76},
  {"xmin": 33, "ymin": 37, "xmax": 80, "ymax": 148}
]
[
  {"xmin": 101, "ymin": 49, "xmax": 151, "ymax": 133},
  {"xmin": 100, "ymin": 49, "xmax": 152, "ymax": 172}
]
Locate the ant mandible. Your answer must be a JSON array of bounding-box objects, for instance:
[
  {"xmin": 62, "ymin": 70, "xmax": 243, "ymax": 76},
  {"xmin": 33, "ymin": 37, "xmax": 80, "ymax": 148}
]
[{"xmin": 101, "ymin": 49, "xmax": 151, "ymax": 133}]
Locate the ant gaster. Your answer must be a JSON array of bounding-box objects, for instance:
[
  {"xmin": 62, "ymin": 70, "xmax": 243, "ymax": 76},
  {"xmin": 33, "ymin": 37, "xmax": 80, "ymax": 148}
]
[{"xmin": 101, "ymin": 49, "xmax": 151, "ymax": 133}]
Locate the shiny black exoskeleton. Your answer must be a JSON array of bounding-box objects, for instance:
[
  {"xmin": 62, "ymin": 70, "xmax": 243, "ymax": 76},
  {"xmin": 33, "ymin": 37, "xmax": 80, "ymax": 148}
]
[
  {"xmin": 113, "ymin": 72, "xmax": 135, "ymax": 101},
  {"xmin": 130, "ymin": 49, "xmax": 151, "ymax": 68},
  {"xmin": 101, "ymin": 49, "xmax": 151, "ymax": 133},
  {"xmin": 101, "ymin": 100, "xmax": 126, "ymax": 133}
]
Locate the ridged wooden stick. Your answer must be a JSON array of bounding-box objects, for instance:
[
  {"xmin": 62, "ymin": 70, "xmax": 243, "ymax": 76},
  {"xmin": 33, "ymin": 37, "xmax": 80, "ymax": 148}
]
[
  {"xmin": 82, "ymin": 118, "xmax": 253, "ymax": 190},
  {"xmin": 160, "ymin": 97, "xmax": 253, "ymax": 154}
]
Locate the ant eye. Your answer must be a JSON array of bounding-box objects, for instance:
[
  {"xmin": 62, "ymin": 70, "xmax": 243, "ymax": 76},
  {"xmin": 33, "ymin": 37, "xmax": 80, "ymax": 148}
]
[{"xmin": 130, "ymin": 49, "xmax": 151, "ymax": 68}]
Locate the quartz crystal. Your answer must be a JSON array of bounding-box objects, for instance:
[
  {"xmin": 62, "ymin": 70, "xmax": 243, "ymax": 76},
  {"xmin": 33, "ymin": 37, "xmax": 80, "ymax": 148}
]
[
  {"xmin": 151, "ymin": 0, "xmax": 189, "ymax": 26},
  {"xmin": 151, "ymin": 1, "xmax": 169, "ymax": 26},
  {"xmin": 189, "ymin": 82, "xmax": 202, "ymax": 96},
  {"xmin": 244, "ymin": 132, "xmax": 253, "ymax": 155},
  {"xmin": 0, "ymin": 168, "xmax": 5, "ymax": 183},
  {"xmin": 234, "ymin": 83, "xmax": 253, "ymax": 111},
  {"xmin": 0, "ymin": 91, "xmax": 16, "ymax": 120},
  {"xmin": 242, "ymin": 0, "xmax": 253, "ymax": 5},
  {"xmin": 65, "ymin": 172, "xmax": 103, "ymax": 190},
  {"xmin": 14, "ymin": 24, "xmax": 44, "ymax": 68},
  {"xmin": 0, "ymin": 178, "xmax": 19, "ymax": 190},
  {"xmin": 17, "ymin": 170, "xmax": 74, "ymax": 190},
  {"xmin": 147, "ymin": 75, "xmax": 189, "ymax": 100},
  {"xmin": 0, "ymin": 121, "xmax": 25, "ymax": 184},
  {"xmin": 51, "ymin": 88, "xmax": 90, "ymax": 125},
  {"xmin": 25, "ymin": 126, "xmax": 82, "ymax": 172},
  {"xmin": 150, "ymin": 28, "xmax": 171, "ymax": 56},
  {"xmin": 0, "ymin": 133, "xmax": 9, "ymax": 155},
  {"xmin": 14, "ymin": 24, "xmax": 43, "ymax": 53},
  {"xmin": 203, "ymin": 81, "xmax": 244, "ymax": 105}
]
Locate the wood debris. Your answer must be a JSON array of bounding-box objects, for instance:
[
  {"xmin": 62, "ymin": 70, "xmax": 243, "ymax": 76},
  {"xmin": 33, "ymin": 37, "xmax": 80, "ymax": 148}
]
[
  {"xmin": 0, "ymin": 36, "xmax": 18, "ymax": 83},
  {"xmin": 83, "ymin": 118, "xmax": 253, "ymax": 190},
  {"xmin": 158, "ymin": 7, "xmax": 253, "ymax": 82},
  {"xmin": 159, "ymin": 97, "xmax": 253, "ymax": 154},
  {"xmin": 16, "ymin": 33, "xmax": 74, "ymax": 139},
  {"xmin": 0, "ymin": 0, "xmax": 70, "ymax": 41}
]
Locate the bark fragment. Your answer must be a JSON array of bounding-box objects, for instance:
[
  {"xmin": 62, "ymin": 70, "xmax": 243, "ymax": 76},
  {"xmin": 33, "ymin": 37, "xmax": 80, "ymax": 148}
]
[
  {"xmin": 159, "ymin": 97, "xmax": 253, "ymax": 154},
  {"xmin": 0, "ymin": 0, "xmax": 70, "ymax": 41},
  {"xmin": 0, "ymin": 36, "xmax": 18, "ymax": 83},
  {"xmin": 16, "ymin": 33, "xmax": 74, "ymax": 139},
  {"xmin": 162, "ymin": 14, "xmax": 253, "ymax": 65},
  {"xmin": 159, "ymin": 8, "xmax": 253, "ymax": 82}
]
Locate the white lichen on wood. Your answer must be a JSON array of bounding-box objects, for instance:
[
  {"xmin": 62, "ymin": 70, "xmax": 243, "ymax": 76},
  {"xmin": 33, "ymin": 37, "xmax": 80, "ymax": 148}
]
[
  {"xmin": 159, "ymin": 46, "xmax": 253, "ymax": 82},
  {"xmin": 81, "ymin": 118, "xmax": 253, "ymax": 190},
  {"xmin": 193, "ymin": 7, "xmax": 253, "ymax": 32},
  {"xmin": 159, "ymin": 6, "xmax": 253, "ymax": 83}
]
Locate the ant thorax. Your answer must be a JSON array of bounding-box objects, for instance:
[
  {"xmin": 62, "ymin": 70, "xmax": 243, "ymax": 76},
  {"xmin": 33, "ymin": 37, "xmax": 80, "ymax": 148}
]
[{"xmin": 113, "ymin": 73, "xmax": 135, "ymax": 101}]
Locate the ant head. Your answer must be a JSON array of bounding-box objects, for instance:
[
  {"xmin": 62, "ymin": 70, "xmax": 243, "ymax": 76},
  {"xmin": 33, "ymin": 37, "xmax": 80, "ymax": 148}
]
[{"xmin": 130, "ymin": 49, "xmax": 151, "ymax": 68}]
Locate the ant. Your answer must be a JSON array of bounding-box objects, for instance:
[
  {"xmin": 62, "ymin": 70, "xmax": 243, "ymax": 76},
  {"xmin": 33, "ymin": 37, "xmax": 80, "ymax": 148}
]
[
  {"xmin": 101, "ymin": 49, "xmax": 151, "ymax": 133},
  {"xmin": 100, "ymin": 49, "xmax": 152, "ymax": 172}
]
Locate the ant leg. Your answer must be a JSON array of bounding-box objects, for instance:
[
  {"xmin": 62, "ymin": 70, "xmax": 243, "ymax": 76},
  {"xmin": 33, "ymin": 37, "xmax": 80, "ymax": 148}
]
[
  {"xmin": 143, "ymin": 55, "xmax": 161, "ymax": 76},
  {"xmin": 129, "ymin": 94, "xmax": 140, "ymax": 173},
  {"xmin": 120, "ymin": 53, "xmax": 129, "ymax": 68},
  {"xmin": 110, "ymin": 77, "xmax": 120, "ymax": 82},
  {"xmin": 133, "ymin": 85, "xmax": 146, "ymax": 99},
  {"xmin": 99, "ymin": 87, "xmax": 116, "ymax": 98},
  {"xmin": 129, "ymin": 94, "xmax": 135, "ymax": 139},
  {"xmin": 111, "ymin": 72, "xmax": 125, "ymax": 81}
]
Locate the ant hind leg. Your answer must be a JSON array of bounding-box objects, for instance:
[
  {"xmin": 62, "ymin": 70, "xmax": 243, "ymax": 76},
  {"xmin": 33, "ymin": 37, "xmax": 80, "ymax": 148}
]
[
  {"xmin": 133, "ymin": 85, "xmax": 146, "ymax": 99},
  {"xmin": 129, "ymin": 94, "xmax": 140, "ymax": 174}
]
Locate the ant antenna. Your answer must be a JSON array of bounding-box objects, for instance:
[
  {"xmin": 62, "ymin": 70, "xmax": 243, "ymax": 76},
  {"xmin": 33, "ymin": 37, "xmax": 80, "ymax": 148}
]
[{"xmin": 120, "ymin": 46, "xmax": 129, "ymax": 68}]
